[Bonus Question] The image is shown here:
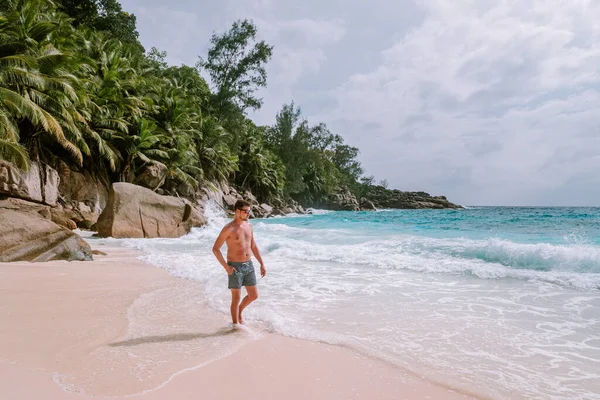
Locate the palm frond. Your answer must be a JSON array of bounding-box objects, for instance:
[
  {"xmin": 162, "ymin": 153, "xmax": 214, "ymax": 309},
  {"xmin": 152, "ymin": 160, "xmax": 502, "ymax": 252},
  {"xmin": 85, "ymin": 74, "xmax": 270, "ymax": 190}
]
[{"xmin": 0, "ymin": 138, "xmax": 30, "ymax": 170}]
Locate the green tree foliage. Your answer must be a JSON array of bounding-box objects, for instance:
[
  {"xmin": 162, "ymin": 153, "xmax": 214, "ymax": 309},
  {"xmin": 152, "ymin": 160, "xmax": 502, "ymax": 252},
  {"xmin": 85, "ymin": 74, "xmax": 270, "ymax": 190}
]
[
  {"xmin": 0, "ymin": 0, "xmax": 86, "ymax": 168},
  {"xmin": 265, "ymin": 102, "xmax": 303, "ymax": 193},
  {"xmin": 197, "ymin": 19, "xmax": 273, "ymax": 115},
  {"xmin": 236, "ymin": 122, "xmax": 284, "ymax": 199},
  {"xmin": 0, "ymin": 0, "xmax": 376, "ymax": 207},
  {"xmin": 265, "ymin": 103, "xmax": 363, "ymax": 205},
  {"xmin": 56, "ymin": 0, "xmax": 141, "ymax": 47}
]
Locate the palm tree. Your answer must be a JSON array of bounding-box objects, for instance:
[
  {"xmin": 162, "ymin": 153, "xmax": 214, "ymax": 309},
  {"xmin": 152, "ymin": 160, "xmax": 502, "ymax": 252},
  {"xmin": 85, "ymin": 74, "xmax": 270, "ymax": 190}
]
[
  {"xmin": 113, "ymin": 118, "xmax": 167, "ymax": 182},
  {"xmin": 160, "ymin": 134, "xmax": 202, "ymax": 195},
  {"xmin": 0, "ymin": 137, "xmax": 29, "ymax": 170},
  {"xmin": 236, "ymin": 123, "xmax": 284, "ymax": 200},
  {"xmin": 193, "ymin": 116, "xmax": 238, "ymax": 183},
  {"xmin": 0, "ymin": 0, "xmax": 85, "ymax": 167},
  {"xmin": 75, "ymin": 30, "xmax": 149, "ymax": 174}
]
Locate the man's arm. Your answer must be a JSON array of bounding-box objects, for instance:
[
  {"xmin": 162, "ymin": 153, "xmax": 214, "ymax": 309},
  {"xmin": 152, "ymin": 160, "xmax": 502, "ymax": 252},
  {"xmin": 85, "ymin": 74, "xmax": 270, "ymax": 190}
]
[
  {"xmin": 213, "ymin": 226, "xmax": 234, "ymax": 275},
  {"xmin": 250, "ymin": 226, "xmax": 266, "ymax": 277}
]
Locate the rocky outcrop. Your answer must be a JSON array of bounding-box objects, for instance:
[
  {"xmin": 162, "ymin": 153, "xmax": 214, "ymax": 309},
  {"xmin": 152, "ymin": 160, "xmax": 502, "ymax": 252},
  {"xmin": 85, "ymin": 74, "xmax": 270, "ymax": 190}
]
[
  {"xmin": 96, "ymin": 182, "xmax": 203, "ymax": 238},
  {"xmin": 243, "ymin": 190, "xmax": 258, "ymax": 206},
  {"xmin": 328, "ymin": 187, "xmax": 360, "ymax": 211},
  {"xmin": 0, "ymin": 160, "xmax": 59, "ymax": 206},
  {"xmin": 177, "ymin": 182, "xmax": 197, "ymax": 198},
  {"xmin": 194, "ymin": 180, "xmax": 459, "ymax": 218},
  {"xmin": 223, "ymin": 188, "xmax": 243, "ymax": 209},
  {"xmin": 50, "ymin": 208, "xmax": 78, "ymax": 230},
  {"xmin": 252, "ymin": 203, "xmax": 273, "ymax": 218},
  {"xmin": 196, "ymin": 181, "xmax": 242, "ymax": 213},
  {"xmin": 0, "ymin": 198, "xmax": 93, "ymax": 262},
  {"xmin": 313, "ymin": 185, "xmax": 461, "ymax": 211},
  {"xmin": 286, "ymin": 198, "xmax": 305, "ymax": 214},
  {"xmin": 189, "ymin": 204, "xmax": 207, "ymax": 228},
  {"xmin": 259, "ymin": 196, "xmax": 305, "ymax": 216},
  {"xmin": 363, "ymin": 186, "xmax": 462, "ymax": 209},
  {"xmin": 196, "ymin": 181, "xmax": 225, "ymax": 207},
  {"xmin": 57, "ymin": 164, "xmax": 108, "ymax": 214},
  {"xmin": 360, "ymin": 198, "xmax": 377, "ymax": 210},
  {"xmin": 133, "ymin": 161, "xmax": 168, "ymax": 191},
  {"xmin": 194, "ymin": 181, "xmax": 307, "ymax": 218}
]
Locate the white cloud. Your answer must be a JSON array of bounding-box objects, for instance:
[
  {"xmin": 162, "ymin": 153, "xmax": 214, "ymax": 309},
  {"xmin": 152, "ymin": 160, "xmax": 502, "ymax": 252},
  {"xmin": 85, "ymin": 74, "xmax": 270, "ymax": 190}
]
[
  {"xmin": 123, "ymin": 0, "xmax": 600, "ymax": 205},
  {"xmin": 122, "ymin": 2, "xmax": 215, "ymax": 67},
  {"xmin": 123, "ymin": 0, "xmax": 346, "ymax": 124},
  {"xmin": 256, "ymin": 17, "xmax": 346, "ymax": 85},
  {"xmin": 318, "ymin": 0, "xmax": 600, "ymax": 205},
  {"xmin": 248, "ymin": 17, "xmax": 346, "ymax": 122}
]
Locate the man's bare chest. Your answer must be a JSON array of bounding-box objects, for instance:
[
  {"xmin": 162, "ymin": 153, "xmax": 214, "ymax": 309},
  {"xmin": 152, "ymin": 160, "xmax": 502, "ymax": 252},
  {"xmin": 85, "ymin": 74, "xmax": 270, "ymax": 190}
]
[{"xmin": 228, "ymin": 226, "xmax": 251, "ymax": 245}]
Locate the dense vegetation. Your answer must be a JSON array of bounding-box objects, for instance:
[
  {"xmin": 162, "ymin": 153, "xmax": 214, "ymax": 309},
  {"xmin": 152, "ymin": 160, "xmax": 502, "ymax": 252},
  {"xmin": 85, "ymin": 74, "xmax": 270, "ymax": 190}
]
[{"xmin": 0, "ymin": 0, "xmax": 378, "ymax": 206}]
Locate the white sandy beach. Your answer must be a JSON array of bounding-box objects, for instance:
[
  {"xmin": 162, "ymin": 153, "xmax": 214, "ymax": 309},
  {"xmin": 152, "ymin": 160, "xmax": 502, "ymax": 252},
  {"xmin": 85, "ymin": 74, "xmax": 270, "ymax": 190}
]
[{"xmin": 0, "ymin": 241, "xmax": 481, "ymax": 400}]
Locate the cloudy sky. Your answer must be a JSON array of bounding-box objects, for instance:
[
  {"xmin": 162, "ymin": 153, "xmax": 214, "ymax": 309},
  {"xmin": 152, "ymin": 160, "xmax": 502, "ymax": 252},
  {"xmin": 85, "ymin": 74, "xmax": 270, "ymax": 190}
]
[{"xmin": 120, "ymin": 0, "xmax": 600, "ymax": 206}]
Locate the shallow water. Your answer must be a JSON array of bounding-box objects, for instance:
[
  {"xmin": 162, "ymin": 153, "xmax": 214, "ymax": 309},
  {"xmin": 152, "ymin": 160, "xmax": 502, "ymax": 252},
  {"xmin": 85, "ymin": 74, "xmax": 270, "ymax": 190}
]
[{"xmin": 117, "ymin": 204, "xmax": 600, "ymax": 400}]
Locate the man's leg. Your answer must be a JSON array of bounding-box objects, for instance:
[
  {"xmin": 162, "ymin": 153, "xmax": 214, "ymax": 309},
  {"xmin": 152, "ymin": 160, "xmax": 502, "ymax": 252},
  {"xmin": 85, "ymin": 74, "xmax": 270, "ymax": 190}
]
[
  {"xmin": 238, "ymin": 286, "xmax": 258, "ymax": 324},
  {"xmin": 230, "ymin": 289, "xmax": 241, "ymax": 324}
]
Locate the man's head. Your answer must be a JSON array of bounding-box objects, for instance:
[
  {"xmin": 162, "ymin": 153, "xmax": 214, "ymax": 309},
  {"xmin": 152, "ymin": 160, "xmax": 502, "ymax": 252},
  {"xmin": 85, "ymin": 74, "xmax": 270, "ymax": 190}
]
[{"xmin": 234, "ymin": 200, "xmax": 251, "ymax": 220}]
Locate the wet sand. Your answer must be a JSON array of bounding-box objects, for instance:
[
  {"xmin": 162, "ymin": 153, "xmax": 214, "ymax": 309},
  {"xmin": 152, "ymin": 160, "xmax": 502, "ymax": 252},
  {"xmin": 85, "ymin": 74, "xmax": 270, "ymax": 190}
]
[{"xmin": 0, "ymin": 241, "xmax": 480, "ymax": 399}]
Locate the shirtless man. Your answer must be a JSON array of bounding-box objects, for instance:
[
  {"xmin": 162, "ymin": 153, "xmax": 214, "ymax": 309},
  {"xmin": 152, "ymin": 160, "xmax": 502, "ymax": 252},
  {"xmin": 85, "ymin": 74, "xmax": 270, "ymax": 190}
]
[{"xmin": 212, "ymin": 200, "xmax": 266, "ymax": 325}]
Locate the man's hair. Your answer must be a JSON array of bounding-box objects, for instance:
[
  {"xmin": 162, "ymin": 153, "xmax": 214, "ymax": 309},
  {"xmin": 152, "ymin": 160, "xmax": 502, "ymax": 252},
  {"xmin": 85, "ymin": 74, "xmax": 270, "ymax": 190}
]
[{"xmin": 234, "ymin": 200, "xmax": 251, "ymax": 210}]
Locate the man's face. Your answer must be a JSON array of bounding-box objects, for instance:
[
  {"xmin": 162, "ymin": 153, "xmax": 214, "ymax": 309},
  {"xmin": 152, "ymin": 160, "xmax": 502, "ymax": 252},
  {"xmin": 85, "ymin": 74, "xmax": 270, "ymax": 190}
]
[{"xmin": 237, "ymin": 207, "xmax": 251, "ymax": 220}]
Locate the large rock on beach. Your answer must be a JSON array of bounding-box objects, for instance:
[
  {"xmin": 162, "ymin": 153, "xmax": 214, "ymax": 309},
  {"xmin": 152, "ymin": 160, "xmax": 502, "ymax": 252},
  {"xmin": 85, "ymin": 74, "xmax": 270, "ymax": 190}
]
[
  {"xmin": 189, "ymin": 204, "xmax": 208, "ymax": 228},
  {"xmin": 0, "ymin": 199, "xmax": 93, "ymax": 262},
  {"xmin": 57, "ymin": 163, "xmax": 108, "ymax": 214},
  {"xmin": 96, "ymin": 182, "xmax": 201, "ymax": 238},
  {"xmin": 0, "ymin": 160, "xmax": 59, "ymax": 206}
]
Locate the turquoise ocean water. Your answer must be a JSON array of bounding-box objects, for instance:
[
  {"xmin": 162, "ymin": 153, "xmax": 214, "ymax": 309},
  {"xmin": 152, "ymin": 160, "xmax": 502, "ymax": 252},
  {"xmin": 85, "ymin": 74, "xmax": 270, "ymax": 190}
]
[{"xmin": 117, "ymin": 205, "xmax": 600, "ymax": 399}]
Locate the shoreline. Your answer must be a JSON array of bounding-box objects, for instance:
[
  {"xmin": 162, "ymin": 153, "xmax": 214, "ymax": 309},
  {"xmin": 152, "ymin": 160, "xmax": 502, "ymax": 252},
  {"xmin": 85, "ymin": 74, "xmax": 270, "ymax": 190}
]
[{"xmin": 0, "ymin": 239, "xmax": 483, "ymax": 400}]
